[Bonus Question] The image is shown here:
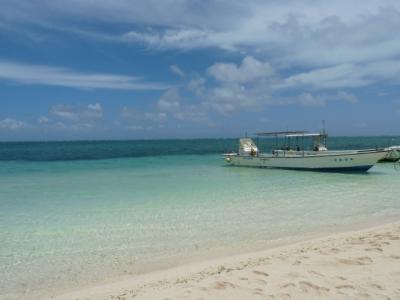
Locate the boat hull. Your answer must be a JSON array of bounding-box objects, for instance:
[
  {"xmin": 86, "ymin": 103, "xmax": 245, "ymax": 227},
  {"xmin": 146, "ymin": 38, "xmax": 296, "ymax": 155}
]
[{"xmin": 224, "ymin": 150, "xmax": 388, "ymax": 172}]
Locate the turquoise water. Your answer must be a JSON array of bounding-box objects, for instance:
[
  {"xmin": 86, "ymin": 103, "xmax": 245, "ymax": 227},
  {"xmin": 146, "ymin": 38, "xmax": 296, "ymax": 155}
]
[{"xmin": 0, "ymin": 138, "xmax": 400, "ymax": 299}]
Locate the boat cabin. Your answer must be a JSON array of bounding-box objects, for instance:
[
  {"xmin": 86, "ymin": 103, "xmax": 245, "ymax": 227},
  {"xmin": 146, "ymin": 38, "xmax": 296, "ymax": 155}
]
[{"xmin": 255, "ymin": 131, "xmax": 328, "ymax": 154}]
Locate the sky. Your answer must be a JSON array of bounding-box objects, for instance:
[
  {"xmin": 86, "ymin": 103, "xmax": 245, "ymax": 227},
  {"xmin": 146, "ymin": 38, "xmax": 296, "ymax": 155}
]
[{"xmin": 0, "ymin": 0, "xmax": 400, "ymax": 141}]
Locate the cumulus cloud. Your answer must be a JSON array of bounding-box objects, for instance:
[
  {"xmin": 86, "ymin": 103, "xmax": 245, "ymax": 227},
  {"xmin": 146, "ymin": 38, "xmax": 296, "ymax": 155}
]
[
  {"xmin": 177, "ymin": 56, "xmax": 360, "ymax": 115},
  {"xmin": 203, "ymin": 56, "xmax": 276, "ymax": 115},
  {"xmin": 0, "ymin": 118, "xmax": 27, "ymax": 129},
  {"xmin": 51, "ymin": 103, "xmax": 104, "ymax": 123},
  {"xmin": 187, "ymin": 77, "xmax": 206, "ymax": 94},
  {"xmin": 157, "ymin": 88, "xmax": 181, "ymax": 112},
  {"xmin": 336, "ymin": 91, "xmax": 358, "ymax": 104},
  {"xmin": 84, "ymin": 103, "xmax": 103, "ymax": 119},
  {"xmin": 207, "ymin": 56, "xmax": 275, "ymax": 84},
  {"xmin": 37, "ymin": 116, "xmax": 49, "ymax": 124},
  {"xmin": 155, "ymin": 88, "xmax": 208, "ymax": 122},
  {"xmin": 51, "ymin": 104, "xmax": 79, "ymax": 121},
  {"xmin": 2, "ymin": 1, "xmax": 397, "ymax": 131},
  {"xmin": 0, "ymin": 60, "xmax": 169, "ymax": 90},
  {"xmin": 206, "ymin": 85, "xmax": 259, "ymax": 115},
  {"xmin": 297, "ymin": 93, "xmax": 326, "ymax": 107},
  {"xmin": 1, "ymin": 1, "xmax": 399, "ymax": 109},
  {"xmin": 121, "ymin": 106, "xmax": 167, "ymax": 123},
  {"xmin": 121, "ymin": 106, "xmax": 140, "ymax": 119}
]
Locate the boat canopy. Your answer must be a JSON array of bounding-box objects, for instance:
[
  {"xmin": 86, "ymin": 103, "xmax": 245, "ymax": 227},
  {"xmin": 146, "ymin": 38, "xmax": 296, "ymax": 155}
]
[
  {"xmin": 256, "ymin": 131, "xmax": 327, "ymax": 138},
  {"xmin": 256, "ymin": 131, "xmax": 306, "ymax": 137}
]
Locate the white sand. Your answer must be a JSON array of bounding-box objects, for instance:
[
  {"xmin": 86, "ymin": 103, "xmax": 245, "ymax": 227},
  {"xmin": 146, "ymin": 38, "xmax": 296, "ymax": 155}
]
[{"xmin": 55, "ymin": 221, "xmax": 400, "ymax": 300}]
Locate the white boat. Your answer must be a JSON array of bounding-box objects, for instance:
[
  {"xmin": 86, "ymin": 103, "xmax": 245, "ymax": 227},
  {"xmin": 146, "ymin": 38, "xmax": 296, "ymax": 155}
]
[
  {"xmin": 223, "ymin": 131, "xmax": 389, "ymax": 172},
  {"xmin": 379, "ymin": 146, "xmax": 400, "ymax": 162}
]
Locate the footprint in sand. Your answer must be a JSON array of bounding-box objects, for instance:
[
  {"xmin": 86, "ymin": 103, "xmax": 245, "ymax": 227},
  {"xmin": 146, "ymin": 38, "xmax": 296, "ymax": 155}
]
[
  {"xmin": 329, "ymin": 247, "xmax": 341, "ymax": 253},
  {"xmin": 250, "ymin": 278, "xmax": 268, "ymax": 285},
  {"xmin": 368, "ymin": 283, "xmax": 384, "ymax": 290},
  {"xmin": 299, "ymin": 281, "xmax": 330, "ymax": 293},
  {"xmin": 213, "ymin": 281, "xmax": 236, "ymax": 290},
  {"xmin": 337, "ymin": 256, "xmax": 373, "ymax": 265},
  {"xmin": 280, "ymin": 282, "xmax": 296, "ymax": 289},
  {"xmin": 336, "ymin": 276, "xmax": 347, "ymax": 281},
  {"xmin": 253, "ymin": 291, "xmax": 264, "ymax": 296},
  {"xmin": 335, "ymin": 284, "xmax": 355, "ymax": 291},
  {"xmin": 350, "ymin": 239, "xmax": 364, "ymax": 245},
  {"xmin": 308, "ymin": 270, "xmax": 324, "ymax": 277},
  {"xmin": 253, "ymin": 270, "xmax": 269, "ymax": 277},
  {"xmin": 267, "ymin": 292, "xmax": 291, "ymax": 300},
  {"xmin": 365, "ymin": 247, "xmax": 383, "ymax": 252},
  {"xmin": 287, "ymin": 272, "xmax": 300, "ymax": 278},
  {"xmin": 292, "ymin": 260, "xmax": 301, "ymax": 265}
]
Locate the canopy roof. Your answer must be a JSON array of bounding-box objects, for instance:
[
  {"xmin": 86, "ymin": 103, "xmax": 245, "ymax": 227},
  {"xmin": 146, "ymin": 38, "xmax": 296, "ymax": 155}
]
[{"xmin": 256, "ymin": 131, "xmax": 327, "ymax": 138}]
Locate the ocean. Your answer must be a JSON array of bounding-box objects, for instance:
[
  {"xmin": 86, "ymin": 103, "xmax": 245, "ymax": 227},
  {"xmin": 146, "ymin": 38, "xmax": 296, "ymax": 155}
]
[{"xmin": 1, "ymin": 137, "xmax": 400, "ymax": 299}]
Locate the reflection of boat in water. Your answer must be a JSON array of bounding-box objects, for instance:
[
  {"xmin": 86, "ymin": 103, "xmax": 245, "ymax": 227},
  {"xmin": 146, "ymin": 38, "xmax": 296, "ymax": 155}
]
[
  {"xmin": 379, "ymin": 146, "xmax": 400, "ymax": 162},
  {"xmin": 223, "ymin": 131, "xmax": 389, "ymax": 172}
]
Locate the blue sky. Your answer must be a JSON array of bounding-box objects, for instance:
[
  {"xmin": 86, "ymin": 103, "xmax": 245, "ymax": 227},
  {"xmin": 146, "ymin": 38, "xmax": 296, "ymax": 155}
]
[{"xmin": 0, "ymin": 0, "xmax": 399, "ymax": 140}]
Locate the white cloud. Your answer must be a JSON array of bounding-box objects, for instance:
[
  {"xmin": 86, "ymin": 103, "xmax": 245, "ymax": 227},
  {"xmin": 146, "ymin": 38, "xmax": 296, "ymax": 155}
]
[
  {"xmin": 184, "ymin": 56, "xmax": 360, "ymax": 115},
  {"xmin": 145, "ymin": 112, "xmax": 167, "ymax": 123},
  {"xmin": 0, "ymin": 118, "xmax": 27, "ymax": 129},
  {"xmin": 157, "ymin": 88, "xmax": 181, "ymax": 112},
  {"xmin": 206, "ymin": 85, "xmax": 253, "ymax": 115},
  {"xmin": 127, "ymin": 125, "xmax": 145, "ymax": 131},
  {"xmin": 278, "ymin": 91, "xmax": 359, "ymax": 107},
  {"xmin": 121, "ymin": 106, "xmax": 167, "ymax": 124},
  {"xmin": 297, "ymin": 93, "xmax": 326, "ymax": 107},
  {"xmin": 121, "ymin": 106, "xmax": 140, "ymax": 119},
  {"xmin": 282, "ymin": 60, "xmax": 400, "ymax": 90},
  {"xmin": 121, "ymin": 28, "xmax": 219, "ymax": 50},
  {"xmin": 170, "ymin": 65, "xmax": 185, "ymax": 77},
  {"xmin": 207, "ymin": 56, "xmax": 275, "ymax": 84},
  {"xmin": 5, "ymin": 1, "xmax": 400, "ymax": 66},
  {"xmin": 336, "ymin": 91, "xmax": 358, "ymax": 104},
  {"xmin": 2, "ymin": 1, "xmax": 399, "ymax": 104},
  {"xmin": 51, "ymin": 103, "xmax": 104, "ymax": 123},
  {"xmin": 33, "ymin": 1, "xmax": 400, "ymax": 68},
  {"xmin": 203, "ymin": 56, "xmax": 275, "ymax": 115},
  {"xmin": 0, "ymin": 60, "xmax": 169, "ymax": 90},
  {"xmin": 187, "ymin": 77, "xmax": 205, "ymax": 94},
  {"xmin": 84, "ymin": 103, "xmax": 103, "ymax": 119},
  {"xmin": 155, "ymin": 88, "xmax": 208, "ymax": 122},
  {"xmin": 54, "ymin": 122, "xmax": 66, "ymax": 129},
  {"xmin": 37, "ymin": 116, "xmax": 49, "ymax": 124},
  {"xmin": 51, "ymin": 105, "xmax": 79, "ymax": 121}
]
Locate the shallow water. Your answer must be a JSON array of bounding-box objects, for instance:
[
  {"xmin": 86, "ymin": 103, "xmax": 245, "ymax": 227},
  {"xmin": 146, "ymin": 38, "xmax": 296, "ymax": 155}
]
[{"xmin": 0, "ymin": 138, "xmax": 400, "ymax": 298}]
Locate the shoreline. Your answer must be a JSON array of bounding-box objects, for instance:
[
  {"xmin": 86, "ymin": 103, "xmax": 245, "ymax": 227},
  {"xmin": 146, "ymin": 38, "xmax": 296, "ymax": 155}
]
[{"xmin": 54, "ymin": 220, "xmax": 400, "ymax": 300}]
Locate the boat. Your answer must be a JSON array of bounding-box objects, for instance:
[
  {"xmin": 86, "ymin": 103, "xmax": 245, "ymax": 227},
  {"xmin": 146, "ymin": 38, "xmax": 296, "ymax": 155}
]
[
  {"xmin": 379, "ymin": 146, "xmax": 400, "ymax": 162},
  {"xmin": 223, "ymin": 131, "xmax": 389, "ymax": 172}
]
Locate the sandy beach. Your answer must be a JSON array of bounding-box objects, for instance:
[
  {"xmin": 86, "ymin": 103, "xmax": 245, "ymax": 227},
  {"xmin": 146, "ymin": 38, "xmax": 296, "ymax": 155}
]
[{"xmin": 54, "ymin": 221, "xmax": 400, "ymax": 300}]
